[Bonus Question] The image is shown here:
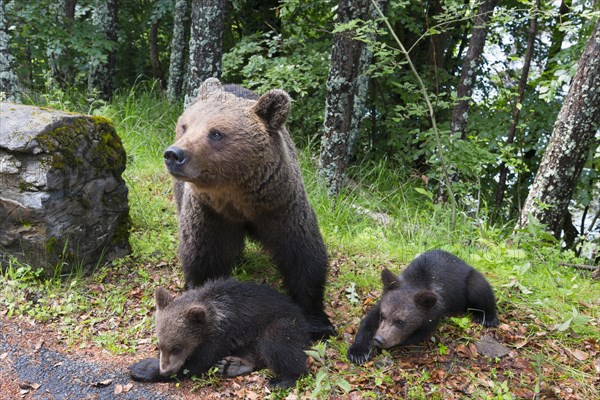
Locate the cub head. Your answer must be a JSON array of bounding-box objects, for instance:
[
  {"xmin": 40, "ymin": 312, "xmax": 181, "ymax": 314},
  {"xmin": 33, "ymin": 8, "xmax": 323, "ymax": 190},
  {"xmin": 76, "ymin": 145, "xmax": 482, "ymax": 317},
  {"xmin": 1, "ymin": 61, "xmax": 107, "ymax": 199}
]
[
  {"xmin": 154, "ymin": 286, "xmax": 211, "ymax": 377},
  {"xmin": 163, "ymin": 78, "xmax": 292, "ymax": 190},
  {"xmin": 373, "ymin": 268, "xmax": 439, "ymax": 349}
]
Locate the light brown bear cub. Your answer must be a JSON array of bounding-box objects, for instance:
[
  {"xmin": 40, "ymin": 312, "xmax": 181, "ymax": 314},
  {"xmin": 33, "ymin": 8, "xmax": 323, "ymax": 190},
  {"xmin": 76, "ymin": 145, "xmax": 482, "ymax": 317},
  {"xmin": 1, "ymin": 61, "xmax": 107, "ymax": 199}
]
[
  {"xmin": 129, "ymin": 279, "xmax": 311, "ymax": 389},
  {"xmin": 164, "ymin": 78, "xmax": 334, "ymax": 340},
  {"xmin": 347, "ymin": 250, "xmax": 498, "ymax": 364}
]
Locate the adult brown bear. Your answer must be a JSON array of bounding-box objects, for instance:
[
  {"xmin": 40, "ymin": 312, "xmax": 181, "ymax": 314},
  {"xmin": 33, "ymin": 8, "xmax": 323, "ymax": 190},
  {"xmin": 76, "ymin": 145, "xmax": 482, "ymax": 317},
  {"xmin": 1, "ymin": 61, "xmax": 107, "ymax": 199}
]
[{"xmin": 163, "ymin": 78, "xmax": 334, "ymax": 340}]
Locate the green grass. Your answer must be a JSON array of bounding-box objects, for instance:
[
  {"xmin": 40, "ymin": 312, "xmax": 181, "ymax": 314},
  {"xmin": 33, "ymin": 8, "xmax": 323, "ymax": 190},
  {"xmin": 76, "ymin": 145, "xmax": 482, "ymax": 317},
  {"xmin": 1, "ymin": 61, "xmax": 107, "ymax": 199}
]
[{"xmin": 3, "ymin": 83, "xmax": 598, "ymax": 399}]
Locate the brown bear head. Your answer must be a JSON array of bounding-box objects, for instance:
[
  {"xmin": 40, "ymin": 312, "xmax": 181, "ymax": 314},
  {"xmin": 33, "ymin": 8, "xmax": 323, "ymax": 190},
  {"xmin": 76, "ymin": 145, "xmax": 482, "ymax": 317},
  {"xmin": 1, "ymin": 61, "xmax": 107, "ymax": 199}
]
[
  {"xmin": 164, "ymin": 78, "xmax": 292, "ymax": 192},
  {"xmin": 154, "ymin": 286, "xmax": 214, "ymax": 377},
  {"xmin": 373, "ymin": 268, "xmax": 440, "ymax": 349}
]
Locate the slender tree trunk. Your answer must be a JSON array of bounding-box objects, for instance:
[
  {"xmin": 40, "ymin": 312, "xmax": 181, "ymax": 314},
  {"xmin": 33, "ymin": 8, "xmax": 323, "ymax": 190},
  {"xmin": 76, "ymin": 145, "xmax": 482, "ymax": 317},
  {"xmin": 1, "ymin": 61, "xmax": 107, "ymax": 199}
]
[
  {"xmin": 87, "ymin": 0, "xmax": 118, "ymax": 100},
  {"xmin": 47, "ymin": 0, "xmax": 77, "ymax": 87},
  {"xmin": 543, "ymin": 0, "xmax": 571, "ymax": 77},
  {"xmin": 516, "ymin": 19, "xmax": 600, "ymax": 237},
  {"xmin": 167, "ymin": 0, "xmax": 189, "ymax": 103},
  {"xmin": 495, "ymin": 0, "xmax": 540, "ymax": 211},
  {"xmin": 450, "ymin": 0, "xmax": 497, "ymax": 139},
  {"xmin": 318, "ymin": 0, "xmax": 386, "ymax": 196},
  {"xmin": 149, "ymin": 19, "xmax": 165, "ymax": 86},
  {"xmin": 184, "ymin": 0, "xmax": 225, "ymax": 108},
  {"xmin": 0, "ymin": 0, "xmax": 19, "ymax": 102}
]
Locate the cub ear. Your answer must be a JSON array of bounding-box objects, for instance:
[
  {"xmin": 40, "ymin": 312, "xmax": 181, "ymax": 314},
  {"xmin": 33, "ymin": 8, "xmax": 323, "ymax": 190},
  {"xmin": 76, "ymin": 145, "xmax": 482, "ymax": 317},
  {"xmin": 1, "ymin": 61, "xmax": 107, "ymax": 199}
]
[
  {"xmin": 414, "ymin": 291, "xmax": 438, "ymax": 310},
  {"xmin": 381, "ymin": 268, "xmax": 402, "ymax": 292},
  {"xmin": 155, "ymin": 286, "xmax": 174, "ymax": 310},
  {"xmin": 198, "ymin": 77, "xmax": 222, "ymax": 100},
  {"xmin": 185, "ymin": 305, "xmax": 207, "ymax": 324},
  {"xmin": 252, "ymin": 89, "xmax": 291, "ymax": 130}
]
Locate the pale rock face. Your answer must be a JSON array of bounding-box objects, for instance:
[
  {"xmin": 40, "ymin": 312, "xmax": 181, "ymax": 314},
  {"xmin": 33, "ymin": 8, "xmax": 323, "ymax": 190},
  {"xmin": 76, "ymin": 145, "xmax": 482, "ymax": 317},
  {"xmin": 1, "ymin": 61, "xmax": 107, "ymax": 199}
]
[{"xmin": 0, "ymin": 102, "xmax": 130, "ymax": 275}]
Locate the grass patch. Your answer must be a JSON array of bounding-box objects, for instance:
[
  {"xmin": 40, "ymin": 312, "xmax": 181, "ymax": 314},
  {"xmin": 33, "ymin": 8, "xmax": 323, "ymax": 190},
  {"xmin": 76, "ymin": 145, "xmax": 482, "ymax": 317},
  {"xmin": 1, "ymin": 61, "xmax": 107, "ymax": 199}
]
[{"xmin": 2, "ymin": 84, "xmax": 598, "ymax": 399}]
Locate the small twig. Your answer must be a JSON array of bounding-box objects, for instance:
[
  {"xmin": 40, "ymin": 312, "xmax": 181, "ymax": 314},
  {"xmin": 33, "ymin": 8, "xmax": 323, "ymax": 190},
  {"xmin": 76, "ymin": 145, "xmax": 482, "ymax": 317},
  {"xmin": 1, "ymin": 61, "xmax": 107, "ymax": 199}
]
[
  {"xmin": 559, "ymin": 263, "xmax": 598, "ymax": 272},
  {"xmin": 371, "ymin": 0, "xmax": 457, "ymax": 228}
]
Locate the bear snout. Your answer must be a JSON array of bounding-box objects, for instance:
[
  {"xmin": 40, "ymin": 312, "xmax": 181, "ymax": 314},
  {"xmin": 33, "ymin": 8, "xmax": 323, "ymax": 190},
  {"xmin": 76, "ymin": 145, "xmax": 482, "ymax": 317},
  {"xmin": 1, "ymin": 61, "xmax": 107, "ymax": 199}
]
[
  {"xmin": 373, "ymin": 334, "xmax": 385, "ymax": 347},
  {"xmin": 164, "ymin": 146, "xmax": 188, "ymax": 172}
]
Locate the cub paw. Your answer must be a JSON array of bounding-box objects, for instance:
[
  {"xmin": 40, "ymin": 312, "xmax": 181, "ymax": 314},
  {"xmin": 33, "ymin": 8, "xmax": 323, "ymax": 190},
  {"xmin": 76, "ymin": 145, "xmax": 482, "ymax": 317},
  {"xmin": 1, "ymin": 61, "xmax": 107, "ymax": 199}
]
[
  {"xmin": 346, "ymin": 344, "xmax": 378, "ymax": 365},
  {"xmin": 269, "ymin": 376, "xmax": 298, "ymax": 389},
  {"xmin": 216, "ymin": 356, "xmax": 255, "ymax": 377},
  {"xmin": 129, "ymin": 358, "xmax": 166, "ymax": 382}
]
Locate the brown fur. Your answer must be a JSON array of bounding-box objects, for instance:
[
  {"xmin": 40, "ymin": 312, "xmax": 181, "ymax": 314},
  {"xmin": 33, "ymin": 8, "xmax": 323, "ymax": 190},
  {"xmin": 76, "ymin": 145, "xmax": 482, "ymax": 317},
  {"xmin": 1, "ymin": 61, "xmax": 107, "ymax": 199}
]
[
  {"xmin": 164, "ymin": 78, "xmax": 334, "ymax": 340},
  {"xmin": 347, "ymin": 250, "xmax": 498, "ymax": 364},
  {"xmin": 128, "ymin": 279, "xmax": 311, "ymax": 389}
]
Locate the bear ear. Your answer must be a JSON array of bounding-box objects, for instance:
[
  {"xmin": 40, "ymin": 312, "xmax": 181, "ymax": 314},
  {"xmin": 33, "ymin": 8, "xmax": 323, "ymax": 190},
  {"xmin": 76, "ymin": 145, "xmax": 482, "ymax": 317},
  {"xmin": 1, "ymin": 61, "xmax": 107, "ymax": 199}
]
[
  {"xmin": 252, "ymin": 89, "xmax": 291, "ymax": 130},
  {"xmin": 155, "ymin": 286, "xmax": 174, "ymax": 310},
  {"xmin": 381, "ymin": 268, "xmax": 402, "ymax": 292},
  {"xmin": 198, "ymin": 77, "xmax": 222, "ymax": 100},
  {"xmin": 185, "ymin": 305, "xmax": 206, "ymax": 324},
  {"xmin": 414, "ymin": 291, "xmax": 438, "ymax": 310}
]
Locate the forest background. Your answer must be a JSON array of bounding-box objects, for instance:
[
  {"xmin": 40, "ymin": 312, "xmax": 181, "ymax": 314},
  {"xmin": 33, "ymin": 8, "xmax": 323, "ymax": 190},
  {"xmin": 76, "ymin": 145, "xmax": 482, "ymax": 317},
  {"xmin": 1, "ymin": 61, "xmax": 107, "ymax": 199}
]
[{"xmin": 0, "ymin": 0, "xmax": 599, "ymax": 399}]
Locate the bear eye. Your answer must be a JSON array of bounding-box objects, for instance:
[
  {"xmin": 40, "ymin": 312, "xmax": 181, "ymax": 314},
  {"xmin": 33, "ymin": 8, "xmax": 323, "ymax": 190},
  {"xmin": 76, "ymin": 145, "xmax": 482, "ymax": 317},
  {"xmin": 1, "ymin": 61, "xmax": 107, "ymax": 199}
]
[
  {"xmin": 171, "ymin": 346, "xmax": 183, "ymax": 356},
  {"xmin": 394, "ymin": 319, "xmax": 405, "ymax": 328},
  {"xmin": 181, "ymin": 124, "xmax": 187, "ymax": 132},
  {"xmin": 208, "ymin": 129, "xmax": 223, "ymax": 141}
]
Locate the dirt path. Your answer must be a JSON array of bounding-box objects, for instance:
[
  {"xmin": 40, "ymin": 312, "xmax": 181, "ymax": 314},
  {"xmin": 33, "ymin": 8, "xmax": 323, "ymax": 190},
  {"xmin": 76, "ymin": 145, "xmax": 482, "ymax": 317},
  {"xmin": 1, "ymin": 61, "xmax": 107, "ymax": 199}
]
[
  {"xmin": 0, "ymin": 317, "xmax": 281, "ymax": 400},
  {"xmin": 0, "ymin": 318, "xmax": 181, "ymax": 400}
]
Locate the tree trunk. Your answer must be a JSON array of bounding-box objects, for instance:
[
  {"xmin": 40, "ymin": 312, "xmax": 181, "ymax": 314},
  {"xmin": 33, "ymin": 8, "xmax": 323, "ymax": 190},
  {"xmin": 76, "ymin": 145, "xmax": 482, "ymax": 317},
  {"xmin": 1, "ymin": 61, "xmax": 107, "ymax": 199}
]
[
  {"xmin": 184, "ymin": 0, "xmax": 225, "ymax": 108},
  {"xmin": 0, "ymin": 0, "xmax": 19, "ymax": 102},
  {"xmin": 47, "ymin": 0, "xmax": 77, "ymax": 87},
  {"xmin": 543, "ymin": 0, "xmax": 572, "ymax": 77},
  {"xmin": 516, "ymin": 19, "xmax": 600, "ymax": 237},
  {"xmin": 494, "ymin": 0, "xmax": 540, "ymax": 211},
  {"xmin": 450, "ymin": 0, "xmax": 497, "ymax": 139},
  {"xmin": 149, "ymin": 19, "xmax": 165, "ymax": 86},
  {"xmin": 87, "ymin": 0, "xmax": 118, "ymax": 100},
  {"xmin": 318, "ymin": 0, "xmax": 385, "ymax": 196},
  {"xmin": 167, "ymin": 0, "xmax": 190, "ymax": 103}
]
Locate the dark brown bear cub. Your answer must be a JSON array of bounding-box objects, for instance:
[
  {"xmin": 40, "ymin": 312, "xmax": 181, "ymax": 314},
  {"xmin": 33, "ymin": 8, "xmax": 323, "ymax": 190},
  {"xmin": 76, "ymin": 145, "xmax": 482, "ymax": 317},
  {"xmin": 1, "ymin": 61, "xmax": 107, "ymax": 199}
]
[
  {"xmin": 129, "ymin": 278, "xmax": 311, "ymax": 389},
  {"xmin": 164, "ymin": 78, "xmax": 334, "ymax": 340},
  {"xmin": 347, "ymin": 250, "xmax": 498, "ymax": 365}
]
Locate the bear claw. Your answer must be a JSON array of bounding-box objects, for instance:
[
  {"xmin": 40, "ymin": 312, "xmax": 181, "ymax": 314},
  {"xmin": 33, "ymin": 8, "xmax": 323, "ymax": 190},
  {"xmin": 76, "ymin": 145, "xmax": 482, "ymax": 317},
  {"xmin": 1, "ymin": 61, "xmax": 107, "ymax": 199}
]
[{"xmin": 346, "ymin": 345, "xmax": 379, "ymax": 365}]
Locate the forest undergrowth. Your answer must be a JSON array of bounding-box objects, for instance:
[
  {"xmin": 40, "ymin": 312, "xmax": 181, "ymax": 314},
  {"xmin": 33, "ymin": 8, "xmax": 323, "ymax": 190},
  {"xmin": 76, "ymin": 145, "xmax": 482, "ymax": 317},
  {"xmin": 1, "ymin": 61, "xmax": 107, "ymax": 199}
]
[{"xmin": 1, "ymin": 85, "xmax": 598, "ymax": 399}]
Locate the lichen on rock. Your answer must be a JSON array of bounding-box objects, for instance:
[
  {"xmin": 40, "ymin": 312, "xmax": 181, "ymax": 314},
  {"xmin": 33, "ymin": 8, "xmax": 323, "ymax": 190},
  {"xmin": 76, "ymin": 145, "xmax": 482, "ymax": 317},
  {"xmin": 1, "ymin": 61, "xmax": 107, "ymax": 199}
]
[{"xmin": 0, "ymin": 102, "xmax": 130, "ymax": 276}]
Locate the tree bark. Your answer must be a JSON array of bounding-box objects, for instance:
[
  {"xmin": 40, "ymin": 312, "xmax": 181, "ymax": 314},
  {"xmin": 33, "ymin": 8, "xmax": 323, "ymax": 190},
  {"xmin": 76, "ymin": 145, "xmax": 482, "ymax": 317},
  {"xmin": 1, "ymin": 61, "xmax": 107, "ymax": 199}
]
[
  {"xmin": 0, "ymin": 0, "xmax": 19, "ymax": 102},
  {"xmin": 543, "ymin": 0, "xmax": 572, "ymax": 77},
  {"xmin": 450, "ymin": 0, "xmax": 497, "ymax": 139},
  {"xmin": 47, "ymin": 0, "xmax": 78, "ymax": 87},
  {"xmin": 167, "ymin": 0, "xmax": 189, "ymax": 103},
  {"xmin": 87, "ymin": 0, "xmax": 118, "ymax": 100},
  {"xmin": 516, "ymin": 19, "xmax": 600, "ymax": 237},
  {"xmin": 149, "ymin": 19, "xmax": 165, "ymax": 86},
  {"xmin": 318, "ymin": 0, "xmax": 385, "ymax": 196},
  {"xmin": 494, "ymin": 0, "xmax": 540, "ymax": 211},
  {"xmin": 184, "ymin": 0, "xmax": 225, "ymax": 108}
]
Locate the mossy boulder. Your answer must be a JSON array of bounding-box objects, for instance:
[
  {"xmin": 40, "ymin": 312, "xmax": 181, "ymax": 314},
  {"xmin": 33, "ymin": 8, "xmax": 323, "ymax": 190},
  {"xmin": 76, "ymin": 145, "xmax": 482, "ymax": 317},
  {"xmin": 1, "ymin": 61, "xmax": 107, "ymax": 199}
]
[{"xmin": 0, "ymin": 102, "xmax": 130, "ymax": 275}]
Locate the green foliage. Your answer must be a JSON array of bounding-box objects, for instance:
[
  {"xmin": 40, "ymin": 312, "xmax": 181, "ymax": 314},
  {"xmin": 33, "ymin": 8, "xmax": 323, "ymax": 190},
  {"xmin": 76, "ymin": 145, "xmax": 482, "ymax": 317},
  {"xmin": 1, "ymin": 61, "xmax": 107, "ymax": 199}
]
[{"xmin": 1, "ymin": 87, "xmax": 597, "ymax": 398}]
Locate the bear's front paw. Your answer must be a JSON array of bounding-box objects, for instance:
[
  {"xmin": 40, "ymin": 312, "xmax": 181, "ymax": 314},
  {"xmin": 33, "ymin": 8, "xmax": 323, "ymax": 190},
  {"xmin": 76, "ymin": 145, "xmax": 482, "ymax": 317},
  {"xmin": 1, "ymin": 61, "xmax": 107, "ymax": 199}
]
[
  {"xmin": 346, "ymin": 343, "xmax": 378, "ymax": 365},
  {"xmin": 269, "ymin": 376, "xmax": 299, "ymax": 389},
  {"xmin": 129, "ymin": 358, "xmax": 170, "ymax": 382}
]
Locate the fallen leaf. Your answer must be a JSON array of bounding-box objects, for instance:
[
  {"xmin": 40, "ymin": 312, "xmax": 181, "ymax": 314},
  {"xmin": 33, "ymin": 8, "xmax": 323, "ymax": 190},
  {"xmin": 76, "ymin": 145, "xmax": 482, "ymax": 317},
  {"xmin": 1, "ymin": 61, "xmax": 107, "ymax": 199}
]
[
  {"xmin": 91, "ymin": 379, "xmax": 113, "ymax": 387},
  {"xmin": 114, "ymin": 384, "xmax": 123, "ymax": 394},
  {"xmin": 34, "ymin": 340, "xmax": 44, "ymax": 353},
  {"xmin": 569, "ymin": 349, "xmax": 589, "ymax": 361},
  {"xmin": 476, "ymin": 335, "xmax": 510, "ymax": 358},
  {"xmin": 122, "ymin": 382, "xmax": 134, "ymax": 392}
]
